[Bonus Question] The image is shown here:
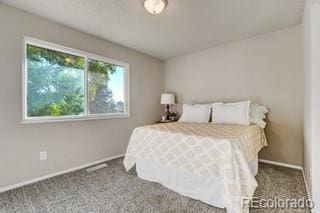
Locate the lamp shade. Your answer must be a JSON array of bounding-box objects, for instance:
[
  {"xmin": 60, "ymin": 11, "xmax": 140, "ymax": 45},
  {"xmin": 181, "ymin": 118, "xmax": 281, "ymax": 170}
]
[{"xmin": 161, "ymin": 93, "xmax": 175, "ymax": 105}]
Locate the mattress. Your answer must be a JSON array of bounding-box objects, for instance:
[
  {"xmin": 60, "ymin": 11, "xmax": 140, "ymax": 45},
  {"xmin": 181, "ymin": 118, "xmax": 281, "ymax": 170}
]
[{"xmin": 123, "ymin": 122, "xmax": 267, "ymax": 213}]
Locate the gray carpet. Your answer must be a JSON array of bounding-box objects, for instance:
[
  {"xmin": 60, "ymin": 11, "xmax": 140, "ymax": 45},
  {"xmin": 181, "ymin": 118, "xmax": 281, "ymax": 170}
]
[{"xmin": 0, "ymin": 157, "xmax": 310, "ymax": 213}]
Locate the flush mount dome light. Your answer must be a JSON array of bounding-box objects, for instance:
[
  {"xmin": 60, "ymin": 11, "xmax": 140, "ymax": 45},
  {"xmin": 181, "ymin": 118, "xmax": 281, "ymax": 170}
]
[{"xmin": 143, "ymin": 0, "xmax": 168, "ymax": 15}]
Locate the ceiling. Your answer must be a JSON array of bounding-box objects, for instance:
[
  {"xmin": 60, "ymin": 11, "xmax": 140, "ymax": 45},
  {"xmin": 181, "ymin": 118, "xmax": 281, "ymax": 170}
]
[{"xmin": 1, "ymin": 0, "xmax": 305, "ymax": 60}]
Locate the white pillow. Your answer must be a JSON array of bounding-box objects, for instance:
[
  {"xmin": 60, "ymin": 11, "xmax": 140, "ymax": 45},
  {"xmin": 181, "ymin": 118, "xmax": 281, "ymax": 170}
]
[
  {"xmin": 249, "ymin": 104, "xmax": 269, "ymax": 128},
  {"xmin": 178, "ymin": 104, "xmax": 211, "ymax": 123},
  {"xmin": 211, "ymin": 101, "xmax": 251, "ymax": 125}
]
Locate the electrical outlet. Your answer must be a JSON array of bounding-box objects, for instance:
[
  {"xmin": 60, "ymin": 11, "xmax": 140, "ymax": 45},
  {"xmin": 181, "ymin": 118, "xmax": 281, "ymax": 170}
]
[{"xmin": 40, "ymin": 151, "xmax": 47, "ymax": 161}]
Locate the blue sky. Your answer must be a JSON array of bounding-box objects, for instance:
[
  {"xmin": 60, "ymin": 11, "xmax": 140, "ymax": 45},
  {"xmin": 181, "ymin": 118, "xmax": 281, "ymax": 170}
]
[{"xmin": 108, "ymin": 66, "xmax": 124, "ymax": 102}]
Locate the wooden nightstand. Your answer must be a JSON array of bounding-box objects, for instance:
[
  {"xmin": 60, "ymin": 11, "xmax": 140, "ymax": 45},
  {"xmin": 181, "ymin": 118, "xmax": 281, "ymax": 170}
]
[{"xmin": 155, "ymin": 120, "xmax": 177, "ymax": 124}]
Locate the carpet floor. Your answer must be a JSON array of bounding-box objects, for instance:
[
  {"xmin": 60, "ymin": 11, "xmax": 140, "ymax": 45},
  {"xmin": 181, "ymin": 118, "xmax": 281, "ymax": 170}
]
[{"xmin": 0, "ymin": 157, "xmax": 310, "ymax": 213}]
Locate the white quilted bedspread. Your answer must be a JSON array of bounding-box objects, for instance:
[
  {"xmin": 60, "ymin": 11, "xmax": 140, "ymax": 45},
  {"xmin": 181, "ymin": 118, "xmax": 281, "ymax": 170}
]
[{"xmin": 123, "ymin": 122, "xmax": 267, "ymax": 213}]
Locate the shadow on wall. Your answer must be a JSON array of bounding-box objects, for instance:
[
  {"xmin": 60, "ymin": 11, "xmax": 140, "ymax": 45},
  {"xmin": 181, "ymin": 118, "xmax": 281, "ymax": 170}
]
[
  {"xmin": 260, "ymin": 117, "xmax": 300, "ymax": 164},
  {"xmin": 161, "ymin": 93, "xmax": 301, "ymax": 165}
]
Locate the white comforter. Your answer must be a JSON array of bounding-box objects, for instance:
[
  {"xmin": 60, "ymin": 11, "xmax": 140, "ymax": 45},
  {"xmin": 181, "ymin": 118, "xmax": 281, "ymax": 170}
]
[{"xmin": 123, "ymin": 122, "xmax": 267, "ymax": 213}]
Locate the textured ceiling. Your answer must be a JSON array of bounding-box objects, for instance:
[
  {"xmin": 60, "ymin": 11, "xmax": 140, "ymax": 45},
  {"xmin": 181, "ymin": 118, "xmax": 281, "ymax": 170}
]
[{"xmin": 1, "ymin": 0, "xmax": 305, "ymax": 60}]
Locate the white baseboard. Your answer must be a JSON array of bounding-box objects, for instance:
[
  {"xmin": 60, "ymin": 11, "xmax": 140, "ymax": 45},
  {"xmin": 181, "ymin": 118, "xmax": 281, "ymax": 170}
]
[
  {"xmin": 0, "ymin": 156, "xmax": 311, "ymax": 201},
  {"xmin": 258, "ymin": 159, "xmax": 303, "ymax": 170},
  {"xmin": 0, "ymin": 153, "xmax": 125, "ymax": 193},
  {"xmin": 302, "ymin": 169, "xmax": 311, "ymax": 199}
]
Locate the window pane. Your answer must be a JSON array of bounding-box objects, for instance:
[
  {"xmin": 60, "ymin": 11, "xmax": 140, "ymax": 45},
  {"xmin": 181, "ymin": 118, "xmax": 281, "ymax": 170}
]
[
  {"xmin": 26, "ymin": 44, "xmax": 85, "ymax": 117},
  {"xmin": 88, "ymin": 59, "xmax": 125, "ymax": 114}
]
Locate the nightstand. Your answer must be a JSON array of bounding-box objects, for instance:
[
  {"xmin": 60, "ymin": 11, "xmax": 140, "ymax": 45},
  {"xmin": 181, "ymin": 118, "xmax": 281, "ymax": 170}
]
[{"xmin": 155, "ymin": 120, "xmax": 177, "ymax": 124}]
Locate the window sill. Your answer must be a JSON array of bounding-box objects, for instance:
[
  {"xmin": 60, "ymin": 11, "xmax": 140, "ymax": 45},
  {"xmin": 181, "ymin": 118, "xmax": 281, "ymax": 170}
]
[{"xmin": 21, "ymin": 114, "xmax": 130, "ymax": 124}]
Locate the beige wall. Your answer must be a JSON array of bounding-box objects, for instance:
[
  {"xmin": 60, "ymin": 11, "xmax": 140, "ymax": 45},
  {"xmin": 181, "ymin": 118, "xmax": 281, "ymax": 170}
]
[
  {"xmin": 0, "ymin": 4, "xmax": 164, "ymax": 188},
  {"xmin": 303, "ymin": 0, "xmax": 320, "ymax": 210},
  {"xmin": 165, "ymin": 26, "xmax": 303, "ymax": 166}
]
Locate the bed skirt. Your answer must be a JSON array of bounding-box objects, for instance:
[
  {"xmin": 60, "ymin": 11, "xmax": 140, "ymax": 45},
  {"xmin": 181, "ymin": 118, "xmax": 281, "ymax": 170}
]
[{"xmin": 135, "ymin": 154, "xmax": 258, "ymax": 209}]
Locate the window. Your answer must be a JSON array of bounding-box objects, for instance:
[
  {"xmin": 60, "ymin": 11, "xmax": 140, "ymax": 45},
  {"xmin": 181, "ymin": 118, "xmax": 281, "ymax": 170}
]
[{"xmin": 23, "ymin": 37, "xmax": 129, "ymax": 123}]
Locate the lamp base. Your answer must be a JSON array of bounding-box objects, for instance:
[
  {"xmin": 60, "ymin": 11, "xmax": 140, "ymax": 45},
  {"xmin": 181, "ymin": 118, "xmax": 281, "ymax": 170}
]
[{"xmin": 165, "ymin": 104, "xmax": 170, "ymax": 120}]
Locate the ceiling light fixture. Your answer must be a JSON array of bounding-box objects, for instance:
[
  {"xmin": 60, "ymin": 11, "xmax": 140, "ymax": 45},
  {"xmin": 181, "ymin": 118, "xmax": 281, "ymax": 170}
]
[{"xmin": 143, "ymin": 0, "xmax": 168, "ymax": 15}]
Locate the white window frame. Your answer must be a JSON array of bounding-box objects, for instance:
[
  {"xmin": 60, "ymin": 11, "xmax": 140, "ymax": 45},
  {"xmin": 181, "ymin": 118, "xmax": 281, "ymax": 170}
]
[{"xmin": 22, "ymin": 36, "xmax": 130, "ymax": 124}]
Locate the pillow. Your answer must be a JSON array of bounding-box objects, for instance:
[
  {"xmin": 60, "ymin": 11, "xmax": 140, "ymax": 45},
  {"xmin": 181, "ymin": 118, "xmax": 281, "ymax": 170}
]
[
  {"xmin": 249, "ymin": 104, "xmax": 269, "ymax": 128},
  {"xmin": 211, "ymin": 101, "xmax": 251, "ymax": 125},
  {"xmin": 178, "ymin": 104, "xmax": 211, "ymax": 123}
]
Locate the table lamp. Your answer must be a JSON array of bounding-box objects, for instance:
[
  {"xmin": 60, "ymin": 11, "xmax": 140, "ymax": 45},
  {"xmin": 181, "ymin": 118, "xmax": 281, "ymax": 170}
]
[{"xmin": 161, "ymin": 93, "xmax": 175, "ymax": 120}]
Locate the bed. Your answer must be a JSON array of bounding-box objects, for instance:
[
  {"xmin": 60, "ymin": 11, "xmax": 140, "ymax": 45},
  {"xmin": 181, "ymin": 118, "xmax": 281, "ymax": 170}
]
[{"xmin": 123, "ymin": 122, "xmax": 267, "ymax": 213}]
